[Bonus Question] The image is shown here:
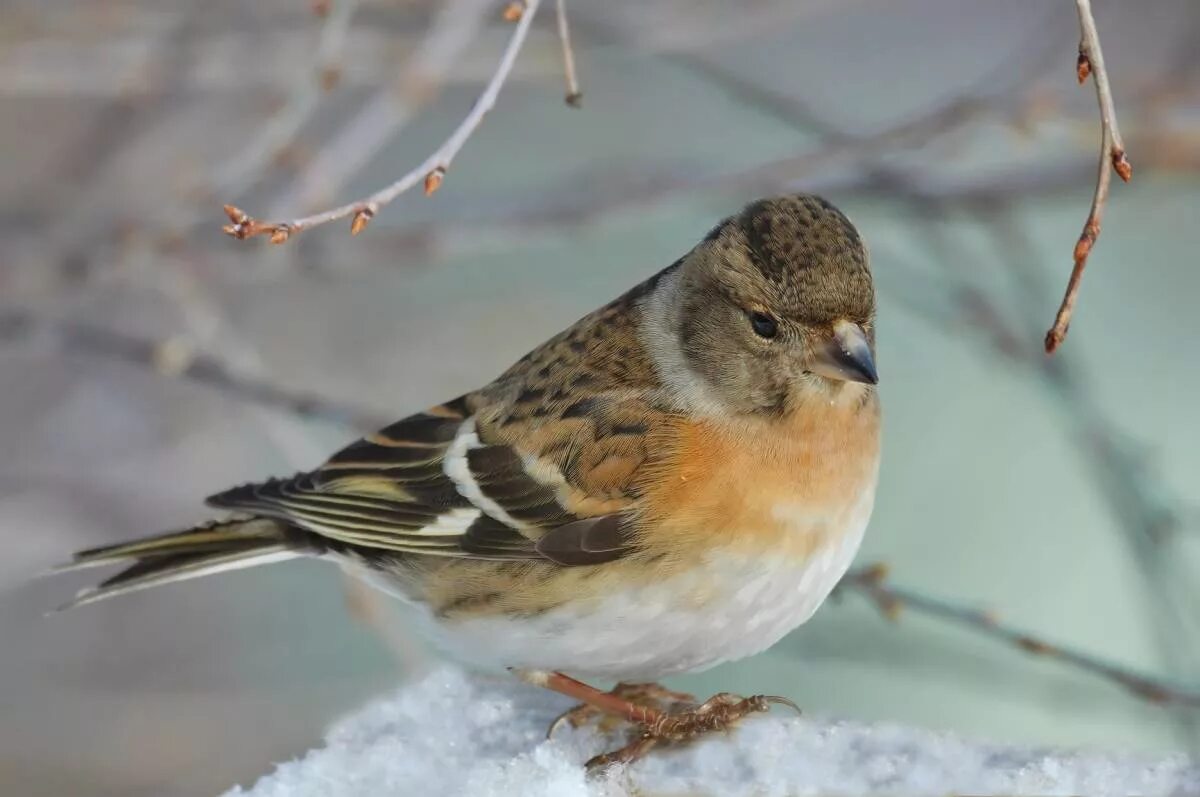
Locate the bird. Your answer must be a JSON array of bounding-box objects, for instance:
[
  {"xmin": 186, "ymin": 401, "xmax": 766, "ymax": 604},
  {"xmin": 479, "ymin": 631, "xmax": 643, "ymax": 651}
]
[{"xmin": 54, "ymin": 194, "xmax": 881, "ymax": 768}]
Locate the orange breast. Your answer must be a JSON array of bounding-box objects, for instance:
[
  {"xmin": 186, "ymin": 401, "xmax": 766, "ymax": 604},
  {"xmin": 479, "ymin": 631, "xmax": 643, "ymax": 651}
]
[{"xmin": 637, "ymin": 389, "xmax": 881, "ymax": 562}]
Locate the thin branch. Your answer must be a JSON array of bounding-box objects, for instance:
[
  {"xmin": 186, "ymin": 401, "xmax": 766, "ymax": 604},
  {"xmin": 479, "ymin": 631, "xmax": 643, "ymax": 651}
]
[
  {"xmin": 1044, "ymin": 0, "xmax": 1132, "ymax": 353},
  {"xmin": 0, "ymin": 309, "xmax": 387, "ymax": 431},
  {"xmin": 267, "ymin": 0, "xmax": 493, "ymax": 223},
  {"xmin": 555, "ymin": 0, "xmax": 582, "ymax": 107},
  {"xmin": 222, "ymin": 0, "xmax": 543, "ymax": 243},
  {"xmin": 839, "ymin": 564, "xmax": 1200, "ymax": 708}
]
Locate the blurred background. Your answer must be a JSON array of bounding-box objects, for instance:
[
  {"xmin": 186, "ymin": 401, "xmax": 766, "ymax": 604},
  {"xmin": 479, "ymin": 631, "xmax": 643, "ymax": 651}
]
[{"xmin": 2, "ymin": 0, "xmax": 1199, "ymax": 794}]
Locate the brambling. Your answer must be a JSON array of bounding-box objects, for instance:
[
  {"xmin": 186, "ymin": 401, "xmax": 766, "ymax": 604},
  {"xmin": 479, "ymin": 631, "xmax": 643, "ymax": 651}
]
[{"xmin": 55, "ymin": 194, "xmax": 880, "ymax": 768}]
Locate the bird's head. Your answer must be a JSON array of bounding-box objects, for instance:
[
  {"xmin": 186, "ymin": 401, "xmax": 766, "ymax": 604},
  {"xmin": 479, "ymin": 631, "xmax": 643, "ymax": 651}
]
[{"xmin": 666, "ymin": 194, "xmax": 876, "ymax": 415}]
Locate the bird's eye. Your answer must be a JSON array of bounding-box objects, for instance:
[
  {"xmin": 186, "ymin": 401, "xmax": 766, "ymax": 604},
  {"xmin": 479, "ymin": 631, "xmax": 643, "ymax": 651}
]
[{"xmin": 748, "ymin": 311, "xmax": 778, "ymax": 339}]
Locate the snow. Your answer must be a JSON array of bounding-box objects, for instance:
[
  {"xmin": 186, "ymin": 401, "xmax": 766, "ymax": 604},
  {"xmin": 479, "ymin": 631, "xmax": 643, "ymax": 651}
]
[{"xmin": 228, "ymin": 666, "xmax": 1200, "ymax": 797}]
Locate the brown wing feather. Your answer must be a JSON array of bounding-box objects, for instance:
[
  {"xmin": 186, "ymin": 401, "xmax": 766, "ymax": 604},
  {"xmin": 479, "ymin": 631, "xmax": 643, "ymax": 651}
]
[{"xmin": 206, "ymin": 271, "xmax": 677, "ymax": 565}]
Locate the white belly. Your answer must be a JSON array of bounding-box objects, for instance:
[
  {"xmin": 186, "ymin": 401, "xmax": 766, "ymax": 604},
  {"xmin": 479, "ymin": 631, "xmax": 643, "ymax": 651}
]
[{"xmin": 401, "ymin": 487, "xmax": 874, "ymax": 680}]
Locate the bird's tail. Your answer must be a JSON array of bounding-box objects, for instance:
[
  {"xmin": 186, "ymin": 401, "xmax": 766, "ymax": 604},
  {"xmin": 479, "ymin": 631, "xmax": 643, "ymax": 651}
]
[{"xmin": 51, "ymin": 517, "xmax": 308, "ymax": 611}]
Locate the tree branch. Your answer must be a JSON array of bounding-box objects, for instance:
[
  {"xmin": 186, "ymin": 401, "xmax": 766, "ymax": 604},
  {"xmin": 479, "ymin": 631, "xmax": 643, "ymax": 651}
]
[
  {"xmin": 839, "ymin": 564, "xmax": 1200, "ymax": 708},
  {"xmin": 1044, "ymin": 0, "xmax": 1132, "ymax": 353},
  {"xmin": 222, "ymin": 0, "xmax": 543, "ymax": 243}
]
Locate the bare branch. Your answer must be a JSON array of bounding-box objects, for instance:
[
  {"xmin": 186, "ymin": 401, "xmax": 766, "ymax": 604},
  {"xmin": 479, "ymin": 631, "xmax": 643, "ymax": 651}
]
[
  {"xmin": 223, "ymin": 0, "xmax": 543, "ymax": 243},
  {"xmin": 555, "ymin": 0, "xmax": 582, "ymax": 107},
  {"xmin": 1045, "ymin": 0, "xmax": 1132, "ymax": 353},
  {"xmin": 839, "ymin": 564, "xmax": 1200, "ymax": 708}
]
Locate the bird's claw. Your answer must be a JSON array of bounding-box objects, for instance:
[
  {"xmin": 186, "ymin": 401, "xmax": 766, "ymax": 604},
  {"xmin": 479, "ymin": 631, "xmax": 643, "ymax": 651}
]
[{"xmin": 584, "ymin": 691, "xmax": 801, "ymax": 771}]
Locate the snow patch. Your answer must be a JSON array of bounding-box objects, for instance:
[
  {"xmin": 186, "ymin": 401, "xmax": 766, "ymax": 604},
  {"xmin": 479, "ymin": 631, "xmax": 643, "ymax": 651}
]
[{"xmin": 228, "ymin": 667, "xmax": 1199, "ymax": 797}]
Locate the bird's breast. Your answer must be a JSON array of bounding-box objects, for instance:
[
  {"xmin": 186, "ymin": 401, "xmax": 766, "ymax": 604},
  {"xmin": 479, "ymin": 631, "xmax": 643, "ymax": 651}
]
[{"xmin": 638, "ymin": 387, "xmax": 881, "ymax": 563}]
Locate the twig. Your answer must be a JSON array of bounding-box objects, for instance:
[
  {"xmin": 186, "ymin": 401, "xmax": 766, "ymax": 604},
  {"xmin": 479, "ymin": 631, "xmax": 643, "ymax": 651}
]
[
  {"xmin": 267, "ymin": 0, "xmax": 492, "ymax": 223},
  {"xmin": 0, "ymin": 309, "xmax": 387, "ymax": 431},
  {"xmin": 555, "ymin": 0, "xmax": 582, "ymax": 107},
  {"xmin": 223, "ymin": 0, "xmax": 543, "ymax": 243},
  {"xmin": 1044, "ymin": 0, "xmax": 1132, "ymax": 353},
  {"xmin": 840, "ymin": 564, "xmax": 1200, "ymax": 708}
]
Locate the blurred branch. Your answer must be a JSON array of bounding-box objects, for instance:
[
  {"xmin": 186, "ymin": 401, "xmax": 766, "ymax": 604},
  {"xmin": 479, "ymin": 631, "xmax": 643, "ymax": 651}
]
[
  {"xmin": 839, "ymin": 564, "xmax": 1200, "ymax": 708},
  {"xmin": 434, "ymin": 4, "xmax": 1066, "ymax": 241},
  {"xmin": 161, "ymin": 3, "xmax": 1047, "ymax": 255},
  {"xmin": 0, "ymin": 309, "xmax": 387, "ymax": 431},
  {"xmin": 223, "ymin": 0, "xmax": 543, "ymax": 243},
  {"xmin": 887, "ymin": 202, "xmax": 1200, "ymax": 739},
  {"xmin": 555, "ymin": 0, "xmax": 582, "ymax": 107},
  {"xmin": 31, "ymin": 6, "xmax": 206, "ymax": 268},
  {"xmin": 199, "ymin": 0, "xmax": 361, "ymax": 204},
  {"xmin": 154, "ymin": 247, "xmax": 427, "ymax": 662},
  {"xmin": 1044, "ymin": 0, "xmax": 1132, "ymax": 353}
]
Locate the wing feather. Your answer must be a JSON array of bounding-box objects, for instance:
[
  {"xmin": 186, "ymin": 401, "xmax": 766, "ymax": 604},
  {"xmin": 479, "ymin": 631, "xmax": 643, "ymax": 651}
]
[{"xmin": 206, "ymin": 378, "xmax": 664, "ymax": 566}]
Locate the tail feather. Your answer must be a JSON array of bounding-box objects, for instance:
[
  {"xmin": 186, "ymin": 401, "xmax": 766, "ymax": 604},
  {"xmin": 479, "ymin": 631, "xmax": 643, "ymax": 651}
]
[
  {"xmin": 53, "ymin": 517, "xmax": 306, "ymax": 611},
  {"xmin": 52, "ymin": 517, "xmax": 281, "ymax": 572}
]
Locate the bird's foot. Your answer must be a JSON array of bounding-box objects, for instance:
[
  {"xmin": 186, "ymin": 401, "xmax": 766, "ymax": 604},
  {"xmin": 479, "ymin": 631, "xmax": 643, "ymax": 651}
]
[
  {"xmin": 547, "ymin": 681, "xmax": 694, "ymax": 738},
  {"xmin": 514, "ymin": 670, "xmax": 798, "ymax": 771},
  {"xmin": 584, "ymin": 691, "xmax": 800, "ymax": 771}
]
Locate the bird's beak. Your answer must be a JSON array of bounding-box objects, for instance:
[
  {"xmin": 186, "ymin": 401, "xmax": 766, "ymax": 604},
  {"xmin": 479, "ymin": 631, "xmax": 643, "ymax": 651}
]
[{"xmin": 810, "ymin": 320, "xmax": 878, "ymax": 384}]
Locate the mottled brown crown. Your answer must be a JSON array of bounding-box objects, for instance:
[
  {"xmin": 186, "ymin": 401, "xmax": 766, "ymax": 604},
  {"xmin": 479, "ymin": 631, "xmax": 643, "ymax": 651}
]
[{"xmin": 704, "ymin": 194, "xmax": 873, "ymax": 327}]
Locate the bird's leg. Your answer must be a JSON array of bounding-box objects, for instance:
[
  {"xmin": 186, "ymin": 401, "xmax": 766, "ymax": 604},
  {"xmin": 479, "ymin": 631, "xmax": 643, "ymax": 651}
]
[
  {"xmin": 516, "ymin": 670, "xmax": 670, "ymax": 731},
  {"xmin": 515, "ymin": 670, "xmax": 799, "ymax": 770},
  {"xmin": 547, "ymin": 681, "xmax": 695, "ymax": 737}
]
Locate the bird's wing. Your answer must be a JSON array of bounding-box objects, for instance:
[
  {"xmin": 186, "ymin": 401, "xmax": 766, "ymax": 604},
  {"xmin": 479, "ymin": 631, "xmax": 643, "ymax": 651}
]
[{"xmin": 206, "ymin": 389, "xmax": 668, "ymax": 565}]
